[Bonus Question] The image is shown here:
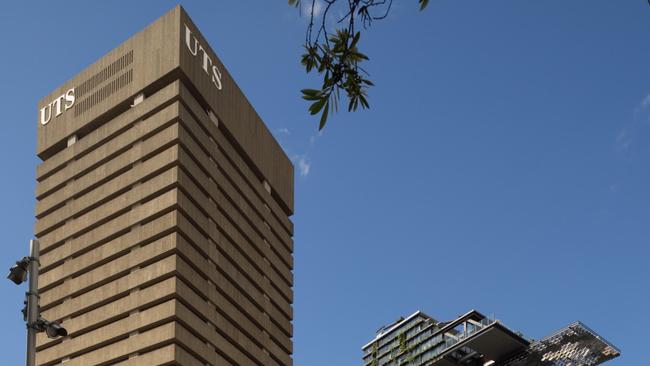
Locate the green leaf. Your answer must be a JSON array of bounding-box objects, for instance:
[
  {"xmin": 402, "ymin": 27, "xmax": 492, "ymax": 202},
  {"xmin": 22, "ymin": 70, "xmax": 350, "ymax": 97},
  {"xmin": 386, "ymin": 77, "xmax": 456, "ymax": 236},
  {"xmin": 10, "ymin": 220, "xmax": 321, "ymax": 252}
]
[
  {"xmin": 359, "ymin": 94, "xmax": 370, "ymax": 109},
  {"xmin": 309, "ymin": 98, "xmax": 327, "ymax": 115},
  {"xmin": 319, "ymin": 100, "xmax": 330, "ymax": 130},
  {"xmin": 301, "ymin": 88, "xmax": 320, "ymax": 96},
  {"xmin": 301, "ymin": 89, "xmax": 322, "ymax": 101},
  {"xmin": 301, "ymin": 53, "xmax": 316, "ymax": 72},
  {"xmin": 419, "ymin": 0, "xmax": 429, "ymax": 10},
  {"xmin": 351, "ymin": 32, "xmax": 361, "ymax": 49}
]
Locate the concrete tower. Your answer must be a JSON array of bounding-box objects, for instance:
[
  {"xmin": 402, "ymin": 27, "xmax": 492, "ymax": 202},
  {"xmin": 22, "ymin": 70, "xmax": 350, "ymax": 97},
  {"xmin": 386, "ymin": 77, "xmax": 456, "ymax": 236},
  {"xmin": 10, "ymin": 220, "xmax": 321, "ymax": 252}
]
[{"xmin": 34, "ymin": 6, "xmax": 294, "ymax": 366}]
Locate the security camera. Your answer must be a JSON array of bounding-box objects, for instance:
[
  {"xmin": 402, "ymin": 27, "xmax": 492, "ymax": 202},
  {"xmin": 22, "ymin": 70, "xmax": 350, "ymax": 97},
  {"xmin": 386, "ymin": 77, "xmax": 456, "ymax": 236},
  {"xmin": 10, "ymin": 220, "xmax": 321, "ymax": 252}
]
[
  {"xmin": 45, "ymin": 321, "xmax": 68, "ymax": 339},
  {"xmin": 36, "ymin": 318, "xmax": 68, "ymax": 339},
  {"xmin": 7, "ymin": 258, "xmax": 30, "ymax": 285}
]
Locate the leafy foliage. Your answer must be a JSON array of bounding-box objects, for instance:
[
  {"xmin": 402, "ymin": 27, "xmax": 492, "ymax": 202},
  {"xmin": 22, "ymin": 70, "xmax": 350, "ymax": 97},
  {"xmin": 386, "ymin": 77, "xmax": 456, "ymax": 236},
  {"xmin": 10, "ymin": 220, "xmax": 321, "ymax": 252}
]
[{"xmin": 289, "ymin": 0, "xmax": 428, "ymax": 130}]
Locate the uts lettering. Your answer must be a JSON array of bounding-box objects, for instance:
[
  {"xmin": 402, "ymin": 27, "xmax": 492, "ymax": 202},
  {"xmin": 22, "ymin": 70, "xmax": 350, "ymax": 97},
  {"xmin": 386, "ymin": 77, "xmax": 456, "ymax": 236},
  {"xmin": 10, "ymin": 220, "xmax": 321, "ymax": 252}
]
[
  {"xmin": 40, "ymin": 88, "xmax": 75, "ymax": 126},
  {"xmin": 184, "ymin": 24, "xmax": 223, "ymax": 90}
]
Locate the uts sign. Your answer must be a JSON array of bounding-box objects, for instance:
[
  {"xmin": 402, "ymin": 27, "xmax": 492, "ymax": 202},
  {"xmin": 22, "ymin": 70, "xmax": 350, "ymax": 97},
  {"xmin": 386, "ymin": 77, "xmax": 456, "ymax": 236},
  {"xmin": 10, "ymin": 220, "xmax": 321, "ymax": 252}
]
[
  {"xmin": 39, "ymin": 24, "xmax": 222, "ymax": 127},
  {"xmin": 184, "ymin": 24, "xmax": 223, "ymax": 90},
  {"xmin": 40, "ymin": 88, "xmax": 75, "ymax": 126}
]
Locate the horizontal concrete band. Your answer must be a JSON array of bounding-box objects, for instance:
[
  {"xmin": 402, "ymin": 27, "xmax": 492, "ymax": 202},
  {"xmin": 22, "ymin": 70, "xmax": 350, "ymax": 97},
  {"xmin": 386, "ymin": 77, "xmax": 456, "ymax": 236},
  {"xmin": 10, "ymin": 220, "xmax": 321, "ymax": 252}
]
[
  {"xmin": 36, "ymin": 78, "xmax": 293, "ymax": 232},
  {"xmin": 37, "ymin": 164, "xmax": 178, "ymax": 241},
  {"xmin": 35, "ymin": 100, "xmax": 180, "ymax": 202},
  {"xmin": 177, "ymin": 139, "xmax": 293, "ymax": 288},
  {"xmin": 177, "ymin": 100, "xmax": 293, "ymax": 260},
  {"xmin": 35, "ymin": 132, "xmax": 292, "ymax": 296},
  {"xmin": 37, "ymin": 276, "xmax": 177, "ymax": 348},
  {"xmin": 35, "ymin": 101, "xmax": 181, "ymax": 221},
  {"xmin": 179, "ymin": 154, "xmax": 293, "ymax": 303},
  {"xmin": 37, "ymin": 227, "xmax": 292, "ymax": 353},
  {"xmin": 37, "ymin": 175, "xmax": 293, "ymax": 327},
  {"xmin": 37, "ymin": 202, "xmax": 293, "ymax": 341},
  {"xmin": 37, "ymin": 179, "xmax": 179, "ymax": 255},
  {"xmin": 172, "ymin": 228, "xmax": 292, "ymax": 352},
  {"xmin": 178, "ymin": 81, "xmax": 293, "ymax": 236},
  {"xmin": 175, "ymin": 185, "xmax": 293, "ymax": 322},
  {"xmin": 38, "ymin": 292, "xmax": 290, "ymax": 366},
  {"xmin": 108, "ymin": 344, "xmax": 204, "ymax": 366},
  {"xmin": 37, "ymin": 108, "xmax": 292, "ymax": 274},
  {"xmin": 34, "ymin": 163, "xmax": 293, "ymax": 366},
  {"xmin": 40, "ymin": 254, "xmax": 178, "ymax": 320},
  {"xmin": 175, "ymin": 188, "xmax": 293, "ymax": 327},
  {"xmin": 35, "ymin": 81, "xmax": 180, "ymax": 182},
  {"xmin": 38, "ymin": 267, "xmax": 290, "ymax": 366},
  {"xmin": 35, "ymin": 92, "xmax": 292, "ymax": 256},
  {"xmin": 37, "ymin": 299, "xmax": 177, "ymax": 364},
  {"xmin": 39, "ymin": 118, "xmax": 178, "ymax": 209},
  {"xmin": 38, "ymin": 189, "xmax": 178, "ymax": 274},
  {"xmin": 35, "ymin": 177, "xmax": 292, "ymax": 324},
  {"xmin": 38, "ymin": 322, "xmax": 175, "ymax": 366},
  {"xmin": 36, "ymin": 140, "xmax": 293, "ymax": 300},
  {"xmin": 39, "ymin": 233, "xmax": 177, "ymax": 306}
]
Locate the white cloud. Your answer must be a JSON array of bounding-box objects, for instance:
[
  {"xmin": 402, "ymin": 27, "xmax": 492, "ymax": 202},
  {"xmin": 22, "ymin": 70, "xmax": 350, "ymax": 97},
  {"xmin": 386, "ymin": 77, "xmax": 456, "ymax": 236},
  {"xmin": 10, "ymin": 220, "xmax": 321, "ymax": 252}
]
[
  {"xmin": 298, "ymin": 156, "xmax": 311, "ymax": 176},
  {"xmin": 310, "ymin": 130, "xmax": 323, "ymax": 145},
  {"xmin": 286, "ymin": 132, "xmax": 322, "ymax": 178},
  {"xmin": 275, "ymin": 128, "xmax": 291, "ymax": 135}
]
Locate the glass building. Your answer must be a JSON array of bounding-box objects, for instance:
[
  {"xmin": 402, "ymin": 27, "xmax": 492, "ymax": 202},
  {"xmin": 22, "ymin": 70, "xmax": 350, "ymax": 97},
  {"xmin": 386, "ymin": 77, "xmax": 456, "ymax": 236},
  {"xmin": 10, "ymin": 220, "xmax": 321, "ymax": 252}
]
[{"xmin": 362, "ymin": 310, "xmax": 620, "ymax": 366}]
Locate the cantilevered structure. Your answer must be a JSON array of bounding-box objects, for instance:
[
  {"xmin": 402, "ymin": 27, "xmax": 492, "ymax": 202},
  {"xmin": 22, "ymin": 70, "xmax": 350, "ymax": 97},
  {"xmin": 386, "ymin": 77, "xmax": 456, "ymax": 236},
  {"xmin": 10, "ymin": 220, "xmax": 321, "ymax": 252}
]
[{"xmin": 362, "ymin": 310, "xmax": 620, "ymax": 366}]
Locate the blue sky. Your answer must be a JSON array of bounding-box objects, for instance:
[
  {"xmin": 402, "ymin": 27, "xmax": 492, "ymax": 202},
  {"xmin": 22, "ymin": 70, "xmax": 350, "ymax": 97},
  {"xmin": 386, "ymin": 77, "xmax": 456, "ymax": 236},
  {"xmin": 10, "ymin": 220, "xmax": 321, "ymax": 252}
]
[{"xmin": 0, "ymin": 1, "xmax": 648, "ymax": 365}]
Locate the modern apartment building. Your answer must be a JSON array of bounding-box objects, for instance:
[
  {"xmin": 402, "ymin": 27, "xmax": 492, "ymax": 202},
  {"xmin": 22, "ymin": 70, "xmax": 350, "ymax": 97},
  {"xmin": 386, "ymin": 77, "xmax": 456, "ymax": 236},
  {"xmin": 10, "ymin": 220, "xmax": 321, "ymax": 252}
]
[
  {"xmin": 362, "ymin": 310, "xmax": 620, "ymax": 366},
  {"xmin": 33, "ymin": 6, "xmax": 294, "ymax": 366}
]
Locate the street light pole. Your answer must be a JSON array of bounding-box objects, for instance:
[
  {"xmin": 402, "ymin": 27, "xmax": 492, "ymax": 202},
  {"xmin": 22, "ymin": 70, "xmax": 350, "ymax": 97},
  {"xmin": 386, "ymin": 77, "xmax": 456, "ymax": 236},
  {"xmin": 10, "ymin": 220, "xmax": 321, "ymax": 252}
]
[
  {"xmin": 7, "ymin": 239, "xmax": 66, "ymax": 366},
  {"xmin": 26, "ymin": 239, "xmax": 39, "ymax": 366}
]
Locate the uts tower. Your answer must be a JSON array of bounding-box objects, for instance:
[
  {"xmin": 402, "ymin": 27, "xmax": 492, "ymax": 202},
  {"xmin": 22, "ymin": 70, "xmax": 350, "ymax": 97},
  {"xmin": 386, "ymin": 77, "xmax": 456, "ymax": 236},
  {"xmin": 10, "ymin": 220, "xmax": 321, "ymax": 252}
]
[{"xmin": 33, "ymin": 6, "xmax": 294, "ymax": 366}]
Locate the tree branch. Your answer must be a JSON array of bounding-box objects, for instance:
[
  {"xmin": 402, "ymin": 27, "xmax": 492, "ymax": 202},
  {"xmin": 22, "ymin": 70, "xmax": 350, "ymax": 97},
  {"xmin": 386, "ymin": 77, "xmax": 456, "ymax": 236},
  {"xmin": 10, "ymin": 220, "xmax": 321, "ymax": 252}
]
[{"xmin": 291, "ymin": 0, "xmax": 428, "ymax": 129}]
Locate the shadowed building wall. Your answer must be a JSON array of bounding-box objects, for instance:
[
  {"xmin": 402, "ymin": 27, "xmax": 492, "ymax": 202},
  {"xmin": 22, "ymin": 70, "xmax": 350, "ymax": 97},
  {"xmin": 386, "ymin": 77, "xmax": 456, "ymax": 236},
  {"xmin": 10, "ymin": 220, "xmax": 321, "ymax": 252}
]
[{"xmin": 33, "ymin": 6, "xmax": 294, "ymax": 366}]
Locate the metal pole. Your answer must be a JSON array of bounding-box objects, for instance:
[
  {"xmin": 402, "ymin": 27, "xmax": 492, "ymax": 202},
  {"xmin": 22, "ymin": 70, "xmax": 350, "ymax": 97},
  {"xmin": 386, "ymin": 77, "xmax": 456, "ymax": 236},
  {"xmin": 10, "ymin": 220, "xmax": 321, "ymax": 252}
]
[{"xmin": 26, "ymin": 239, "xmax": 40, "ymax": 366}]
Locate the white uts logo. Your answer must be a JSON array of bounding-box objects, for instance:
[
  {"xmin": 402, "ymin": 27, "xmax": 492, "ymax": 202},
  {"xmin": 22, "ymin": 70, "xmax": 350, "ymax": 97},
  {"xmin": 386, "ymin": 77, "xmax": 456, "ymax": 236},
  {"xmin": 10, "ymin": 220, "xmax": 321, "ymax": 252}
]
[
  {"xmin": 184, "ymin": 24, "xmax": 223, "ymax": 90},
  {"xmin": 40, "ymin": 88, "xmax": 75, "ymax": 126}
]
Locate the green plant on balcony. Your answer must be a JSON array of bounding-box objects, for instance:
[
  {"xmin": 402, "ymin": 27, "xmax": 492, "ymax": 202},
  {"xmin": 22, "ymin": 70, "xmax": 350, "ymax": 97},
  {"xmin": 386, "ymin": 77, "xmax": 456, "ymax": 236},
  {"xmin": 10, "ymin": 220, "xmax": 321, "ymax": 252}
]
[{"xmin": 399, "ymin": 332, "xmax": 407, "ymax": 352}]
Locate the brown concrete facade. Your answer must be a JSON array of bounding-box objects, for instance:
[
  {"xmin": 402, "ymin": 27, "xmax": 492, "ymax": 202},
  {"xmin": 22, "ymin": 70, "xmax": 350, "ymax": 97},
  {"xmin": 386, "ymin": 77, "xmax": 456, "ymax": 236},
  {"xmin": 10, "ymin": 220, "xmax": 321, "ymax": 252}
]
[{"xmin": 34, "ymin": 6, "xmax": 294, "ymax": 366}]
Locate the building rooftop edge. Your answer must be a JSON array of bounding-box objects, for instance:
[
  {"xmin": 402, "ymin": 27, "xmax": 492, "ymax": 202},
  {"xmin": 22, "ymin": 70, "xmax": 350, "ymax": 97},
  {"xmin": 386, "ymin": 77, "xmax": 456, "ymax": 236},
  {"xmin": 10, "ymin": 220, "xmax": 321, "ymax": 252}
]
[{"xmin": 362, "ymin": 309, "xmax": 487, "ymax": 350}]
